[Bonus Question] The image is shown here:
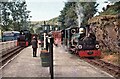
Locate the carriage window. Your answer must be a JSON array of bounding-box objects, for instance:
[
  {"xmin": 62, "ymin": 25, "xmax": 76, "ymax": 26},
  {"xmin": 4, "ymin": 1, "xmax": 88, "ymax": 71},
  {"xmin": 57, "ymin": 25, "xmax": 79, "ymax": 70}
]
[{"xmin": 3, "ymin": 33, "xmax": 14, "ymax": 36}]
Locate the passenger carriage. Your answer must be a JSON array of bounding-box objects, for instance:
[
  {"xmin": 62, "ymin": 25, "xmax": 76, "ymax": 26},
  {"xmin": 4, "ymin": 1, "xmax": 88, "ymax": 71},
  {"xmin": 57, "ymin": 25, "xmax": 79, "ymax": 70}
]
[{"xmin": 2, "ymin": 31, "xmax": 20, "ymax": 42}]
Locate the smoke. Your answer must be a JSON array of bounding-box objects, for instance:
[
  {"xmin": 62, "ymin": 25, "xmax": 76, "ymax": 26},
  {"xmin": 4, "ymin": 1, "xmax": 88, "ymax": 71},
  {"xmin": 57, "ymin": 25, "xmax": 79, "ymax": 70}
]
[{"xmin": 75, "ymin": 2, "xmax": 84, "ymax": 27}]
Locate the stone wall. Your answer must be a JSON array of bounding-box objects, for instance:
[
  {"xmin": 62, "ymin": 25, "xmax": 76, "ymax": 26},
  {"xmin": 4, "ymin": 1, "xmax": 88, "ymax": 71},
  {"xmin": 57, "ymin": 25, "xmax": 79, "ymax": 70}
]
[{"xmin": 88, "ymin": 14, "xmax": 120, "ymax": 53}]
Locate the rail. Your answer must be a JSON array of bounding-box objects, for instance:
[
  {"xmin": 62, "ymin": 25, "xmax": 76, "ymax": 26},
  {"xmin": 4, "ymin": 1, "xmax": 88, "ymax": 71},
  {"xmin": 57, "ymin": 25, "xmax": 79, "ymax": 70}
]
[
  {"xmin": 0, "ymin": 40, "xmax": 24, "ymax": 68},
  {"xmin": 82, "ymin": 58, "xmax": 120, "ymax": 77}
]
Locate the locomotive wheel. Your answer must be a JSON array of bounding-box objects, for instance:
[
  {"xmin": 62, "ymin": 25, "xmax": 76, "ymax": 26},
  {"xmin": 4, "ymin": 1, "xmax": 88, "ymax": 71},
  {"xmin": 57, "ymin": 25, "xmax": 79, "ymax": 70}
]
[
  {"xmin": 68, "ymin": 49, "xmax": 73, "ymax": 54},
  {"xmin": 69, "ymin": 51, "xmax": 74, "ymax": 54}
]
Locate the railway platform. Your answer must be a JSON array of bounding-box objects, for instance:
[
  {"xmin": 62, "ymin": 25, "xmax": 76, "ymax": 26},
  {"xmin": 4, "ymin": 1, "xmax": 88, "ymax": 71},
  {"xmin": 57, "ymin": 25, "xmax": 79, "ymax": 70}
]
[
  {"xmin": 1, "ymin": 45, "xmax": 114, "ymax": 78},
  {"xmin": 53, "ymin": 46, "xmax": 114, "ymax": 78},
  {"xmin": 2, "ymin": 46, "xmax": 49, "ymax": 77}
]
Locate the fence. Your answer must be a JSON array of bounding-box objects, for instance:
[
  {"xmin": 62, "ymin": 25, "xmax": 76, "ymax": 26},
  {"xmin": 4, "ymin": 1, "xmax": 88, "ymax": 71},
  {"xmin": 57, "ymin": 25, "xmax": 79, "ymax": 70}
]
[{"xmin": 0, "ymin": 40, "xmax": 17, "ymax": 53}]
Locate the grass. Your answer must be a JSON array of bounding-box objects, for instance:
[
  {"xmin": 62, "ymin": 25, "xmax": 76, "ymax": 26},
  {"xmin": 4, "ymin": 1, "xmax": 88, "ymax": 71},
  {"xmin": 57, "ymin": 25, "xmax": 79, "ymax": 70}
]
[{"xmin": 101, "ymin": 51, "xmax": 119, "ymax": 66}]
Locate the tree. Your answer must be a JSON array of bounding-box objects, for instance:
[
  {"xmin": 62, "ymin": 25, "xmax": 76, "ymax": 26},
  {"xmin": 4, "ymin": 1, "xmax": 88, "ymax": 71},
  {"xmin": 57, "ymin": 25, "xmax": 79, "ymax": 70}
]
[
  {"xmin": 58, "ymin": 1, "xmax": 98, "ymax": 28},
  {"xmin": 35, "ymin": 27, "xmax": 42, "ymax": 34},
  {"xmin": 1, "ymin": 2, "xmax": 11, "ymax": 31},
  {"xmin": 0, "ymin": 0, "xmax": 31, "ymax": 31},
  {"xmin": 99, "ymin": 1, "xmax": 120, "ymax": 15},
  {"xmin": 80, "ymin": 2, "xmax": 98, "ymax": 25},
  {"xmin": 9, "ymin": 1, "xmax": 31, "ymax": 31},
  {"xmin": 58, "ymin": 2, "xmax": 77, "ymax": 28}
]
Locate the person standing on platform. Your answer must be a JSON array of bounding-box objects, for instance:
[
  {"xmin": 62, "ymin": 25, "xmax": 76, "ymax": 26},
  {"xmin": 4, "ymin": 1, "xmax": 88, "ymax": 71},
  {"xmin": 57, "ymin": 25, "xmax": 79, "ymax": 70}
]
[{"xmin": 31, "ymin": 36, "xmax": 38, "ymax": 57}]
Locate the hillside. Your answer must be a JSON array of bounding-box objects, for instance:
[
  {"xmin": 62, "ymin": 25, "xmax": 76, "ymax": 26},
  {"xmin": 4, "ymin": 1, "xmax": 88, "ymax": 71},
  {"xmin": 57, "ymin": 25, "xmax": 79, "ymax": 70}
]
[
  {"xmin": 31, "ymin": 17, "xmax": 58, "ymax": 25},
  {"xmin": 88, "ymin": 1, "xmax": 120, "ymax": 52},
  {"xmin": 47, "ymin": 17, "xmax": 58, "ymax": 25},
  {"xmin": 100, "ymin": 2, "xmax": 120, "ymax": 15},
  {"xmin": 88, "ymin": 2, "xmax": 120, "ymax": 65}
]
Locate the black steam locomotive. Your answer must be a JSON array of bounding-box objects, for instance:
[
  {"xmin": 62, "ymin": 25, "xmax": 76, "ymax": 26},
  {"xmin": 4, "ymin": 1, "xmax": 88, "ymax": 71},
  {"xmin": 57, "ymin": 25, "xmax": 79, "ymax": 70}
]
[
  {"xmin": 17, "ymin": 30, "xmax": 31, "ymax": 47},
  {"xmin": 61, "ymin": 26, "xmax": 101, "ymax": 57}
]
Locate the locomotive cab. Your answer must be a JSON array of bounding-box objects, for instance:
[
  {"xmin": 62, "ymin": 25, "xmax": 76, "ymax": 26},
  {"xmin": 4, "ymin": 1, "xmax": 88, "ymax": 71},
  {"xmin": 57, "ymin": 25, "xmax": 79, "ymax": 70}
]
[
  {"xmin": 65, "ymin": 26, "xmax": 79, "ymax": 50},
  {"xmin": 70, "ymin": 27, "xmax": 86, "ymax": 51}
]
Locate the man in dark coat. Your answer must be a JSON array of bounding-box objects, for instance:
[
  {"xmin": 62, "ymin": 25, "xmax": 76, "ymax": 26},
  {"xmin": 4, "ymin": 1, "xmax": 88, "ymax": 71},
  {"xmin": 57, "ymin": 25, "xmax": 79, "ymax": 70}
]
[{"xmin": 31, "ymin": 36, "xmax": 38, "ymax": 57}]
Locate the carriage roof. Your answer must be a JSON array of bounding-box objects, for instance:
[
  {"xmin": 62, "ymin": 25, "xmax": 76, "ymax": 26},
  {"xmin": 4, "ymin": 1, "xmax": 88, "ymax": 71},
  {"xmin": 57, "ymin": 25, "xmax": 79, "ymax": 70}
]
[{"xmin": 3, "ymin": 31, "xmax": 20, "ymax": 34}]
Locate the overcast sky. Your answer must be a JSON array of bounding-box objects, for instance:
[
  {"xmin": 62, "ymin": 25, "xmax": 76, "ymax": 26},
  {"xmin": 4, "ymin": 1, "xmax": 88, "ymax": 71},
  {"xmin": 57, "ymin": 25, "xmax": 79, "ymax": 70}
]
[{"xmin": 26, "ymin": 0, "xmax": 108, "ymax": 21}]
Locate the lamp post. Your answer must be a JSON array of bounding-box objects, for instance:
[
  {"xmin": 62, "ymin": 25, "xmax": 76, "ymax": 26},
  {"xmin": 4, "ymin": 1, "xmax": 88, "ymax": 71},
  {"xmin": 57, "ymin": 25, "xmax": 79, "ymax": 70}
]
[
  {"xmin": 0, "ymin": 3, "xmax": 2, "ymax": 41},
  {"xmin": 43, "ymin": 21, "xmax": 47, "ymax": 49},
  {"xmin": 0, "ymin": 3, "xmax": 1, "ymax": 41}
]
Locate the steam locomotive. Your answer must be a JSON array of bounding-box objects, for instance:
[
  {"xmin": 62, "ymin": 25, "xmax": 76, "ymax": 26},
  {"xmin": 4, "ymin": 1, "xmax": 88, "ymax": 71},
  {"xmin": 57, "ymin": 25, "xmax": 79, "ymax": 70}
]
[
  {"xmin": 17, "ymin": 30, "xmax": 31, "ymax": 47},
  {"xmin": 61, "ymin": 26, "xmax": 101, "ymax": 57},
  {"xmin": 38, "ymin": 24, "xmax": 101, "ymax": 57}
]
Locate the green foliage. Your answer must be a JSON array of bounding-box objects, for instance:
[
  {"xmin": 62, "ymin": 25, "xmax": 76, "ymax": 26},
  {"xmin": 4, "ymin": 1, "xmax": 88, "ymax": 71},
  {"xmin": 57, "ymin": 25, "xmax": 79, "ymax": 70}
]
[
  {"xmin": 47, "ymin": 17, "xmax": 58, "ymax": 25},
  {"xmin": 59, "ymin": 2, "xmax": 77, "ymax": 28},
  {"xmin": 81, "ymin": 2, "xmax": 98, "ymax": 25},
  {"xmin": 0, "ymin": 1, "xmax": 31, "ymax": 31},
  {"xmin": 30, "ymin": 27, "xmax": 34, "ymax": 33},
  {"xmin": 58, "ymin": 1, "xmax": 98, "ymax": 29},
  {"xmin": 35, "ymin": 27, "xmax": 42, "ymax": 34},
  {"xmin": 100, "ymin": 1, "xmax": 120, "ymax": 15}
]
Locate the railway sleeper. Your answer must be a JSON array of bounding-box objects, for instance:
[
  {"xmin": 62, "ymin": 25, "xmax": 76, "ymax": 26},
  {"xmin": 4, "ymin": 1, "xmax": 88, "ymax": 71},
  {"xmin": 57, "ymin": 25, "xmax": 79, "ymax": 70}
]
[
  {"xmin": 97, "ymin": 60, "xmax": 120, "ymax": 70},
  {"xmin": 103, "ymin": 65, "xmax": 117, "ymax": 71},
  {"xmin": 1, "ymin": 47, "xmax": 21, "ymax": 62},
  {"xmin": 99, "ymin": 60, "xmax": 116, "ymax": 67},
  {"xmin": 2, "ymin": 46, "xmax": 20, "ymax": 57},
  {"xmin": 95, "ymin": 63, "xmax": 120, "ymax": 77},
  {"xmin": 84, "ymin": 59, "xmax": 120, "ymax": 77},
  {"xmin": 108, "ymin": 69, "xmax": 120, "ymax": 77},
  {"xmin": 1, "ymin": 47, "xmax": 23, "ymax": 65},
  {"xmin": 102, "ymin": 63, "xmax": 120, "ymax": 72},
  {"xmin": 0, "ymin": 47, "xmax": 20, "ymax": 63},
  {"xmin": 91, "ymin": 60, "xmax": 103, "ymax": 66}
]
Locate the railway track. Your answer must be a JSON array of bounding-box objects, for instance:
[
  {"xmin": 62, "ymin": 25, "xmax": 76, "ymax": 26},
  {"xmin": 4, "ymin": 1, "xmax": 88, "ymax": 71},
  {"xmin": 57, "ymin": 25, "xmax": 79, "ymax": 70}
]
[
  {"xmin": 82, "ymin": 58, "xmax": 120, "ymax": 77},
  {"xmin": 0, "ymin": 46, "xmax": 24, "ymax": 68}
]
